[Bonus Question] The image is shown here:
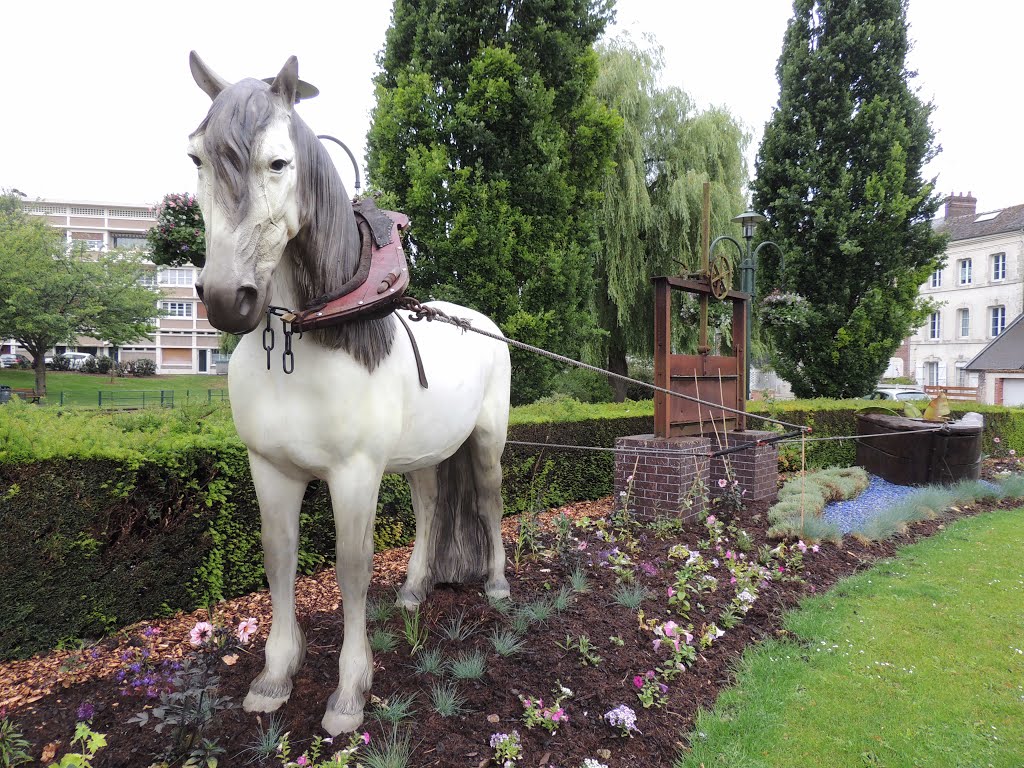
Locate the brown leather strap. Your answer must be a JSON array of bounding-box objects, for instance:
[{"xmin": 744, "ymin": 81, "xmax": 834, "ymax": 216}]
[
  {"xmin": 305, "ymin": 218, "xmax": 374, "ymax": 312},
  {"xmin": 397, "ymin": 312, "xmax": 429, "ymax": 389}
]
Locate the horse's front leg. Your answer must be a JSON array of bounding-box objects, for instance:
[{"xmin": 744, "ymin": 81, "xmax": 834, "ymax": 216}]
[
  {"xmin": 242, "ymin": 452, "xmax": 309, "ymax": 714},
  {"xmin": 322, "ymin": 457, "xmax": 382, "ymax": 735}
]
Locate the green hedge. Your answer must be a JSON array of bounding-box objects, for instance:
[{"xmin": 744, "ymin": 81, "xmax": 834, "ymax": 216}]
[{"xmin": 0, "ymin": 399, "xmax": 652, "ymax": 658}]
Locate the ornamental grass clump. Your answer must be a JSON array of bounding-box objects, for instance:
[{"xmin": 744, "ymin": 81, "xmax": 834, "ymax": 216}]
[{"xmin": 768, "ymin": 466, "xmax": 867, "ymax": 542}]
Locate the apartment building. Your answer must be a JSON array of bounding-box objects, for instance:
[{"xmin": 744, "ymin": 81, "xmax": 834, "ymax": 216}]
[
  {"xmin": 908, "ymin": 193, "xmax": 1024, "ymax": 396},
  {"xmin": 14, "ymin": 197, "xmax": 220, "ymax": 374}
]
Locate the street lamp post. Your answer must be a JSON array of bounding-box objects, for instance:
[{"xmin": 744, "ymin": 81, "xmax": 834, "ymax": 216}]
[{"xmin": 731, "ymin": 210, "xmax": 782, "ymax": 401}]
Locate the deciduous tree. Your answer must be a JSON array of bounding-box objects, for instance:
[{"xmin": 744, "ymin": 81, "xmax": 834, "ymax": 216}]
[
  {"xmin": 593, "ymin": 38, "xmax": 747, "ymax": 400},
  {"xmin": 752, "ymin": 0, "xmax": 946, "ymax": 398},
  {"xmin": 0, "ymin": 193, "xmax": 161, "ymax": 395}
]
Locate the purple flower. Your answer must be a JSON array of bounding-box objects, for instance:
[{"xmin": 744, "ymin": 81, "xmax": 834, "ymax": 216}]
[{"xmin": 76, "ymin": 702, "xmax": 95, "ymax": 721}]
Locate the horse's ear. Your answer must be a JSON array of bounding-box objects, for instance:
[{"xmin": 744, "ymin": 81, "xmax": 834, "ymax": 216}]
[
  {"xmin": 190, "ymin": 51, "xmax": 229, "ymax": 101},
  {"xmin": 269, "ymin": 56, "xmax": 299, "ymax": 107}
]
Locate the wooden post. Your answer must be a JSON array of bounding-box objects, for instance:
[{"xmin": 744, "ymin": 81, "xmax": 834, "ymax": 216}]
[
  {"xmin": 654, "ymin": 277, "xmax": 671, "ymax": 438},
  {"xmin": 698, "ymin": 182, "xmax": 711, "ymax": 355}
]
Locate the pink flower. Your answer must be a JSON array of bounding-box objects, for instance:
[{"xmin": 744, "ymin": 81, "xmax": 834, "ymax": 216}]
[
  {"xmin": 730, "ymin": 576, "xmax": 737, "ymax": 584},
  {"xmin": 362, "ymin": 732, "xmax": 371, "ymax": 745},
  {"xmin": 663, "ymin": 620, "xmax": 679, "ymax": 637},
  {"xmin": 578, "ymin": 541, "xmax": 588, "ymax": 551},
  {"xmin": 645, "ymin": 670, "xmax": 656, "ymax": 679},
  {"xmin": 706, "ymin": 515, "xmax": 717, "ymax": 525},
  {"xmin": 796, "ymin": 540, "xmax": 808, "ymax": 553},
  {"xmin": 237, "ymin": 617, "xmax": 258, "ymax": 645},
  {"xmin": 718, "ymin": 478, "xmax": 728, "ymax": 488},
  {"xmin": 189, "ymin": 621, "xmax": 213, "ymax": 646},
  {"xmin": 684, "ymin": 631, "xmax": 694, "ymax": 644},
  {"xmin": 994, "ymin": 437, "xmax": 1001, "ymax": 443},
  {"xmin": 633, "ymin": 675, "xmax": 644, "ymax": 688},
  {"xmin": 626, "ymin": 474, "xmax": 634, "ymax": 483},
  {"xmin": 811, "ymin": 544, "xmax": 820, "ymax": 553},
  {"xmin": 667, "ymin": 586, "xmax": 676, "ymax": 598},
  {"xmin": 296, "ymin": 757, "xmax": 308, "ymax": 766}
]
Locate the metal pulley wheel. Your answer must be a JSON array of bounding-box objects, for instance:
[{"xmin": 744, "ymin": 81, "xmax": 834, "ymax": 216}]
[{"xmin": 709, "ymin": 252, "xmax": 733, "ymax": 300}]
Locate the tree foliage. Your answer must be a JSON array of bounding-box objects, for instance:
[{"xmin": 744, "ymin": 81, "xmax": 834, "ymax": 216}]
[
  {"xmin": 592, "ymin": 37, "xmax": 748, "ymax": 400},
  {"xmin": 0, "ymin": 193, "xmax": 161, "ymax": 395},
  {"xmin": 147, "ymin": 192, "xmax": 205, "ymax": 267},
  {"xmin": 752, "ymin": 0, "xmax": 946, "ymax": 398},
  {"xmin": 367, "ymin": 0, "xmax": 620, "ymax": 404}
]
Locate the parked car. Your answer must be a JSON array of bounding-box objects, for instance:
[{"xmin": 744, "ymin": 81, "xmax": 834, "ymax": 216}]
[
  {"xmin": 865, "ymin": 387, "xmax": 929, "ymax": 402},
  {"xmin": 0, "ymin": 353, "xmax": 31, "ymax": 368}
]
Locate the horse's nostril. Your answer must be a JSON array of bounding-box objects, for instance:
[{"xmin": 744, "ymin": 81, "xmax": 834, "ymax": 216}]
[{"xmin": 237, "ymin": 284, "xmax": 258, "ymax": 317}]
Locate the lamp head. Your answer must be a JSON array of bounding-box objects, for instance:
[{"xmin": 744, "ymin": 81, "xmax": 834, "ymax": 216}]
[{"xmin": 732, "ymin": 210, "xmax": 766, "ymax": 240}]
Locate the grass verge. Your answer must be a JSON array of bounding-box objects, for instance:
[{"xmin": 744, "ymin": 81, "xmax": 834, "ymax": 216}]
[{"xmin": 678, "ymin": 507, "xmax": 1024, "ymax": 768}]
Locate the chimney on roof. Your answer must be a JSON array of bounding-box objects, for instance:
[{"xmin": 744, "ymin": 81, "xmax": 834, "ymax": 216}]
[{"xmin": 944, "ymin": 191, "xmax": 977, "ymax": 219}]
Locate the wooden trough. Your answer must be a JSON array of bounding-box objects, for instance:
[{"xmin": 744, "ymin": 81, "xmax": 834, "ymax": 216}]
[{"xmin": 855, "ymin": 413, "xmax": 983, "ymax": 486}]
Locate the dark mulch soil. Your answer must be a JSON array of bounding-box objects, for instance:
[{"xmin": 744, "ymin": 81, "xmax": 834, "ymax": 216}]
[{"xmin": 2, "ymin": 474, "xmax": 1020, "ymax": 767}]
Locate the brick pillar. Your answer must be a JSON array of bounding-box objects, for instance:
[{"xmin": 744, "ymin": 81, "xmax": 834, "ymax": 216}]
[
  {"xmin": 708, "ymin": 431, "xmax": 779, "ymax": 503},
  {"xmin": 613, "ymin": 434, "xmax": 711, "ymax": 521}
]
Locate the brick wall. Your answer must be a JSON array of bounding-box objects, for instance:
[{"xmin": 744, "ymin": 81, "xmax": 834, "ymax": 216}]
[
  {"xmin": 613, "ymin": 435, "xmax": 711, "ymax": 521},
  {"xmin": 708, "ymin": 431, "xmax": 780, "ymax": 503}
]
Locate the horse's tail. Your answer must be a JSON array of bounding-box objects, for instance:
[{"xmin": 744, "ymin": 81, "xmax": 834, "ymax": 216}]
[{"xmin": 428, "ymin": 440, "xmax": 490, "ymax": 585}]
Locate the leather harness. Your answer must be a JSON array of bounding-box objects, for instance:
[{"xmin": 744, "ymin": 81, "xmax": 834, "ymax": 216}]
[{"xmin": 286, "ymin": 199, "xmax": 431, "ymax": 388}]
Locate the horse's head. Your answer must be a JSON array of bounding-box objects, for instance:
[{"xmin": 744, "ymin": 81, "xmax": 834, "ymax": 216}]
[{"xmin": 187, "ymin": 52, "xmax": 302, "ymax": 334}]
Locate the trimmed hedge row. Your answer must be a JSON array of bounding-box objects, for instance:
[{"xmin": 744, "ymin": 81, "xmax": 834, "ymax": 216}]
[{"xmin": 0, "ymin": 412, "xmax": 651, "ymax": 659}]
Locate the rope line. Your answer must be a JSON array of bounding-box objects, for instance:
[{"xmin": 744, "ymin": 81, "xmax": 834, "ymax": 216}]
[{"xmin": 402, "ymin": 301, "xmax": 808, "ymax": 433}]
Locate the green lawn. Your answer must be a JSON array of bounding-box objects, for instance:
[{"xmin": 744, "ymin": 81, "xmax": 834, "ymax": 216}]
[
  {"xmin": 0, "ymin": 369, "xmax": 227, "ymax": 407},
  {"xmin": 679, "ymin": 508, "xmax": 1024, "ymax": 768}
]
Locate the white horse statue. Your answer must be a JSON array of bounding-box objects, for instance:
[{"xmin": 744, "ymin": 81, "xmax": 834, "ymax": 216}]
[{"xmin": 186, "ymin": 52, "xmax": 511, "ymax": 735}]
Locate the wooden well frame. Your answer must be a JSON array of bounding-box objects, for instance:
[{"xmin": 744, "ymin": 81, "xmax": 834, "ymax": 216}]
[{"xmin": 653, "ymin": 276, "xmax": 749, "ymax": 437}]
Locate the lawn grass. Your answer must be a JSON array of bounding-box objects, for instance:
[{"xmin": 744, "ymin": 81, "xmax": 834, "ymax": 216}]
[
  {"xmin": 0, "ymin": 369, "xmax": 227, "ymax": 407},
  {"xmin": 679, "ymin": 507, "xmax": 1024, "ymax": 768}
]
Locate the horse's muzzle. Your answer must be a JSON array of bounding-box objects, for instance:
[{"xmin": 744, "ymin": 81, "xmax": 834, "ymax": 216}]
[{"xmin": 195, "ymin": 279, "xmax": 263, "ymax": 334}]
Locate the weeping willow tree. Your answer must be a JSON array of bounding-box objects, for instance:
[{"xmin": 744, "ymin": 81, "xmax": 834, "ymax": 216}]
[{"xmin": 593, "ymin": 37, "xmax": 748, "ymax": 400}]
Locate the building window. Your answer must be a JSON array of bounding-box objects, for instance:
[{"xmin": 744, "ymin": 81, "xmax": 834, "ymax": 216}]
[
  {"xmin": 992, "ymin": 252, "xmax": 1006, "ymax": 281},
  {"xmin": 958, "ymin": 258, "xmax": 972, "ymax": 285},
  {"xmin": 930, "ymin": 269, "xmax": 942, "ymax": 288},
  {"xmin": 929, "ymin": 311, "xmax": 941, "ymax": 339},
  {"xmin": 139, "ymin": 271, "xmax": 157, "ymax": 287},
  {"xmin": 161, "ymin": 301, "xmax": 194, "ymax": 318},
  {"xmin": 113, "ymin": 233, "xmax": 149, "ymax": 251},
  {"xmin": 958, "ymin": 308, "xmax": 969, "ymax": 338},
  {"xmin": 925, "ymin": 361, "xmax": 940, "ymax": 386},
  {"xmin": 991, "ymin": 305, "xmax": 1006, "ymax": 337},
  {"xmin": 159, "ymin": 268, "xmax": 193, "ymax": 286},
  {"xmin": 955, "ymin": 362, "xmax": 969, "ymax": 386}
]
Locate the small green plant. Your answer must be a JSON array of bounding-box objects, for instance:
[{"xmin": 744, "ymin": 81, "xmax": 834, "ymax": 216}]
[
  {"xmin": 239, "ymin": 713, "xmax": 287, "ymax": 765},
  {"xmin": 370, "ymin": 627, "xmax": 399, "ymax": 654},
  {"xmin": 647, "ymin": 514, "xmax": 685, "ymax": 539},
  {"xmin": 513, "ymin": 507, "xmax": 542, "ymax": 572},
  {"xmin": 488, "ymin": 595, "xmax": 514, "ymax": 615},
  {"xmin": 371, "ymin": 692, "xmax": 418, "ymax": 726},
  {"xmin": 489, "ymin": 730, "xmax": 523, "ymax": 766},
  {"xmin": 438, "ymin": 610, "xmax": 481, "ymax": 642},
  {"xmin": 520, "ymin": 682, "xmax": 572, "ymax": 733},
  {"xmin": 612, "ymin": 583, "xmax": 650, "ymax": 611},
  {"xmin": 490, "ymin": 627, "xmax": 527, "ymax": 657},
  {"xmin": 54, "ymin": 722, "xmax": 107, "ymax": 768},
  {"xmin": 518, "ymin": 598, "xmax": 554, "ymax": 626},
  {"xmin": 568, "ymin": 565, "xmax": 590, "ymax": 593},
  {"xmin": 400, "ymin": 607, "xmax": 428, "ymax": 655},
  {"xmin": 552, "ymin": 585, "xmax": 574, "ymax": 613},
  {"xmin": 429, "ymin": 681, "xmax": 468, "ymax": 717},
  {"xmin": 0, "ymin": 712, "xmax": 32, "ymax": 767},
  {"xmin": 367, "ymin": 596, "xmax": 397, "ymax": 624},
  {"xmin": 556, "ymin": 633, "xmax": 602, "ymax": 666},
  {"xmin": 411, "ymin": 646, "xmax": 446, "ymax": 676},
  {"xmin": 448, "ymin": 650, "xmax": 486, "ymax": 680},
  {"xmin": 363, "ymin": 726, "xmax": 413, "ymax": 768},
  {"xmin": 609, "ymin": 634, "xmax": 625, "ymax": 647}
]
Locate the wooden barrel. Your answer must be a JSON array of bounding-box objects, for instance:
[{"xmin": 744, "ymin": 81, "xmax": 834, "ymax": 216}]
[{"xmin": 855, "ymin": 413, "xmax": 982, "ymax": 486}]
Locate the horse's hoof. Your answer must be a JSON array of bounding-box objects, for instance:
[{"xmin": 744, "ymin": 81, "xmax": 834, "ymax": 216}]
[
  {"xmin": 322, "ymin": 707, "xmax": 364, "ymax": 736},
  {"xmin": 395, "ymin": 584, "xmax": 424, "ymax": 610},
  {"xmin": 242, "ymin": 689, "xmax": 289, "ymax": 714},
  {"xmin": 485, "ymin": 577, "xmax": 510, "ymax": 600}
]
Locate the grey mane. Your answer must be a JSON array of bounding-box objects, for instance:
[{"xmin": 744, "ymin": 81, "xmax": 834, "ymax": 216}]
[{"xmin": 192, "ymin": 79, "xmax": 395, "ymax": 370}]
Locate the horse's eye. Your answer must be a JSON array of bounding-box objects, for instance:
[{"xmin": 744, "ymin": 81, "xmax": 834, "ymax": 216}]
[
  {"xmin": 188, "ymin": 154, "xmax": 202, "ymax": 168},
  {"xmin": 270, "ymin": 159, "xmax": 288, "ymax": 172}
]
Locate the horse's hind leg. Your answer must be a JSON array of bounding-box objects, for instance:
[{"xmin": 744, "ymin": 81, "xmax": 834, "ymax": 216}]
[
  {"xmin": 322, "ymin": 458, "xmax": 382, "ymax": 736},
  {"xmin": 397, "ymin": 468, "xmax": 438, "ymax": 610},
  {"xmin": 470, "ymin": 423, "xmax": 509, "ymax": 600},
  {"xmin": 243, "ymin": 452, "xmax": 309, "ymax": 714}
]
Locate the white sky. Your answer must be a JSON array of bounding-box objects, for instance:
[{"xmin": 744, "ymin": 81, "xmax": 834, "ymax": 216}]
[{"xmin": 2, "ymin": 1, "xmax": 1020, "ymax": 215}]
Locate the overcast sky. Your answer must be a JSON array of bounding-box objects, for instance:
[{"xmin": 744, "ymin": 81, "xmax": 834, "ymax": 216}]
[{"xmin": 3, "ymin": 1, "xmax": 1020, "ymax": 216}]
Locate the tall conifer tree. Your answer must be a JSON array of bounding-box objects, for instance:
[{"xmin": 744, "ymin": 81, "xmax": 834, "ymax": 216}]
[
  {"xmin": 367, "ymin": 0, "xmax": 619, "ymax": 404},
  {"xmin": 753, "ymin": 0, "xmax": 946, "ymax": 398}
]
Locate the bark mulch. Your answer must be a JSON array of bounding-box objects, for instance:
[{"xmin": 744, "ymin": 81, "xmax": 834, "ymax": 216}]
[{"xmin": 1, "ymin": 481, "xmax": 1017, "ymax": 767}]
